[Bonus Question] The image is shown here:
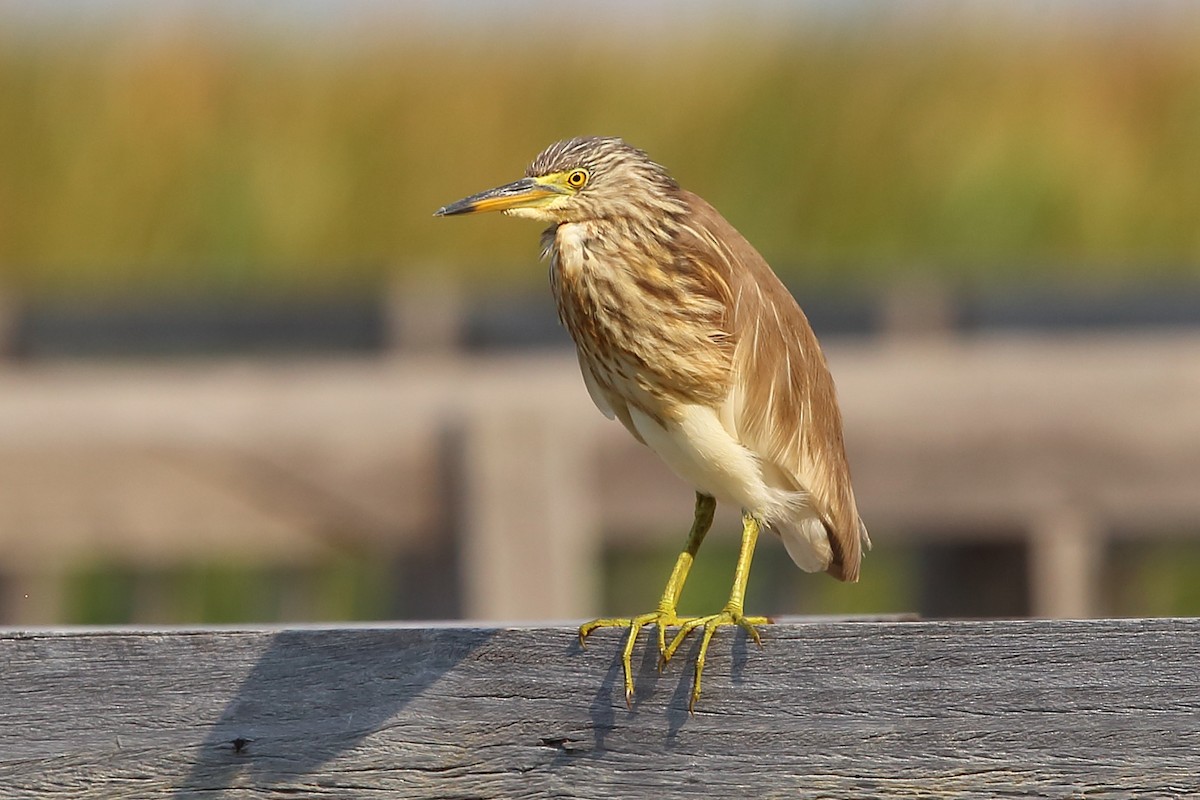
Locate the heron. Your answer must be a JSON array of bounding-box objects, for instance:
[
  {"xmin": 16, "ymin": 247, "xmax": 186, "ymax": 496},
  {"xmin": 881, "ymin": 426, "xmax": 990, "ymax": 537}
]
[{"xmin": 435, "ymin": 136, "xmax": 868, "ymax": 710}]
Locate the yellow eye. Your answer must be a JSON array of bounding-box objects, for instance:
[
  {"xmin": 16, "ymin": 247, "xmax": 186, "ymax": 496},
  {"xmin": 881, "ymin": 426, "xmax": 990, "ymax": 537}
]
[{"xmin": 566, "ymin": 169, "xmax": 588, "ymax": 189}]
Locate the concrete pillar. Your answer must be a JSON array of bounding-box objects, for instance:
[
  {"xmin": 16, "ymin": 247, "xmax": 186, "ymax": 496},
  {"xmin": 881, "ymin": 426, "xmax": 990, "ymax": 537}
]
[
  {"xmin": 0, "ymin": 570, "xmax": 65, "ymax": 625},
  {"xmin": 384, "ymin": 273, "xmax": 464, "ymax": 353},
  {"xmin": 0, "ymin": 288, "xmax": 19, "ymax": 360},
  {"xmin": 459, "ymin": 405, "xmax": 599, "ymax": 621},
  {"xmin": 878, "ymin": 280, "xmax": 956, "ymax": 340},
  {"xmin": 1028, "ymin": 506, "xmax": 1103, "ymax": 618}
]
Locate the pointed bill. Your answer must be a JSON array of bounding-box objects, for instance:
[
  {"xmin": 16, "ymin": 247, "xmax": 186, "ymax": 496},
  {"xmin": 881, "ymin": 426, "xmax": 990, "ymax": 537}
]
[{"xmin": 434, "ymin": 177, "xmax": 564, "ymax": 216}]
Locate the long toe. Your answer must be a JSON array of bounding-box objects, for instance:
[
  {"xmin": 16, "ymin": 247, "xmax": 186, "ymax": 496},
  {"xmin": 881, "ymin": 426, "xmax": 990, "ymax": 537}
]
[
  {"xmin": 660, "ymin": 609, "xmax": 769, "ymax": 713},
  {"xmin": 578, "ymin": 609, "xmax": 691, "ymax": 704}
]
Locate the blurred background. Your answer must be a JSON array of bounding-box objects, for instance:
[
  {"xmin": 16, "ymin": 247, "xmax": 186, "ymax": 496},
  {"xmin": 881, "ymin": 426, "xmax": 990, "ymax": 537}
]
[{"xmin": 1, "ymin": 0, "xmax": 1199, "ymax": 626}]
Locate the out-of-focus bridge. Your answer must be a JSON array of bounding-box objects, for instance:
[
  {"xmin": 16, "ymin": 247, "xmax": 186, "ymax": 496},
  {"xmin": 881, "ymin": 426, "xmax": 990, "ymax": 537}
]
[{"xmin": 3, "ymin": 324, "xmax": 1198, "ymax": 623}]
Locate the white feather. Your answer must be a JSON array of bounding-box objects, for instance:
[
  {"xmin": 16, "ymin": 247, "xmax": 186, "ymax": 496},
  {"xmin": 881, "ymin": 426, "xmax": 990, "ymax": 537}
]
[
  {"xmin": 779, "ymin": 516, "xmax": 834, "ymax": 573},
  {"xmin": 578, "ymin": 361, "xmax": 615, "ymax": 420},
  {"xmin": 628, "ymin": 402, "xmax": 831, "ymax": 572}
]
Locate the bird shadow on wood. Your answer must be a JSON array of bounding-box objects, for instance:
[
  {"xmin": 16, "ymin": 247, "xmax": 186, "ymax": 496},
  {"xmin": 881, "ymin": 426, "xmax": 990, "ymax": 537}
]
[
  {"xmin": 730, "ymin": 628, "xmax": 753, "ymax": 685},
  {"xmin": 170, "ymin": 627, "xmax": 495, "ymax": 798},
  {"xmin": 581, "ymin": 641, "xmax": 623, "ymax": 753},
  {"xmin": 580, "ymin": 630, "xmax": 682, "ymax": 753},
  {"xmin": 579, "ymin": 627, "xmax": 757, "ymax": 751},
  {"xmin": 663, "ymin": 636, "xmax": 701, "ymax": 745},
  {"xmin": 664, "ymin": 629, "xmax": 755, "ymax": 746}
]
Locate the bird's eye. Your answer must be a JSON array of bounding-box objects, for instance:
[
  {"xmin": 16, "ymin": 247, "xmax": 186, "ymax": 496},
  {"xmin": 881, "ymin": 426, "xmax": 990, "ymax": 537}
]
[{"xmin": 566, "ymin": 169, "xmax": 589, "ymax": 189}]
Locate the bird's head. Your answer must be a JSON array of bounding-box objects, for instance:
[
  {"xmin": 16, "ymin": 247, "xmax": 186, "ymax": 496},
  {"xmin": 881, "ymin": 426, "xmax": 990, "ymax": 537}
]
[{"xmin": 435, "ymin": 136, "xmax": 683, "ymax": 225}]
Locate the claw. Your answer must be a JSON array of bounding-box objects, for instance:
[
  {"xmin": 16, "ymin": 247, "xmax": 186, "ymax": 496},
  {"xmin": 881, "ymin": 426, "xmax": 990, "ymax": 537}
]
[
  {"xmin": 581, "ymin": 607, "xmax": 768, "ymax": 712},
  {"xmin": 578, "ymin": 502, "xmax": 770, "ymax": 712},
  {"xmin": 661, "ymin": 607, "xmax": 769, "ymax": 713},
  {"xmin": 578, "ymin": 610, "xmax": 695, "ymax": 704}
]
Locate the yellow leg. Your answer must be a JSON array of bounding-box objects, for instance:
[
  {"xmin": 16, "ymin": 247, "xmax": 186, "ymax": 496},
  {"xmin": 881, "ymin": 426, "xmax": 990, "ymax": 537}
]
[
  {"xmin": 663, "ymin": 511, "xmax": 769, "ymax": 713},
  {"xmin": 578, "ymin": 492, "xmax": 715, "ymax": 704}
]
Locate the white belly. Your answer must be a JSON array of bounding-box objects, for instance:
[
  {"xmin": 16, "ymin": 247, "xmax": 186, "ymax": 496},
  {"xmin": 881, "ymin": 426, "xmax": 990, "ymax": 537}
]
[
  {"xmin": 627, "ymin": 403, "xmax": 786, "ymax": 523},
  {"xmin": 626, "ymin": 402, "xmax": 833, "ymax": 573}
]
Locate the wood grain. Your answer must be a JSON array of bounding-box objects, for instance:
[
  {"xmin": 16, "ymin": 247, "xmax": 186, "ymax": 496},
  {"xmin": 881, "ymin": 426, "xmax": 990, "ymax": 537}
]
[{"xmin": 2, "ymin": 618, "xmax": 1198, "ymax": 798}]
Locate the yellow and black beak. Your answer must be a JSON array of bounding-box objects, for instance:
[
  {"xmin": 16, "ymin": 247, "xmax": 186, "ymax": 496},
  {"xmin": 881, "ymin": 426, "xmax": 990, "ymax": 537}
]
[{"xmin": 434, "ymin": 176, "xmax": 565, "ymax": 217}]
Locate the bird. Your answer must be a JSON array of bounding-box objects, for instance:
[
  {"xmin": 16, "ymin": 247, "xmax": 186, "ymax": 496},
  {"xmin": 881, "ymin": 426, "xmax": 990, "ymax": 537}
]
[{"xmin": 435, "ymin": 136, "xmax": 868, "ymax": 710}]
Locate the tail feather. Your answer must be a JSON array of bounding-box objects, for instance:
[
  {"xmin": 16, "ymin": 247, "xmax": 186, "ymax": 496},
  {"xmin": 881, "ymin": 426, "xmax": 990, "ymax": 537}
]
[
  {"xmin": 778, "ymin": 515, "xmax": 834, "ymax": 574},
  {"xmin": 778, "ymin": 513, "xmax": 869, "ymax": 583}
]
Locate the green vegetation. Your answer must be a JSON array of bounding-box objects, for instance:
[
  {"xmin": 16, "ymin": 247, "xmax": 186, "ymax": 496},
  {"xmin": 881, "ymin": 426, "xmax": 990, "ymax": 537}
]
[
  {"xmin": 64, "ymin": 554, "xmax": 405, "ymax": 624},
  {"xmin": 61, "ymin": 537, "xmax": 1200, "ymax": 626},
  {"xmin": 2, "ymin": 15, "xmax": 1199, "ymax": 296},
  {"xmin": 1109, "ymin": 540, "xmax": 1200, "ymax": 617},
  {"xmin": 604, "ymin": 538, "xmax": 918, "ymax": 620}
]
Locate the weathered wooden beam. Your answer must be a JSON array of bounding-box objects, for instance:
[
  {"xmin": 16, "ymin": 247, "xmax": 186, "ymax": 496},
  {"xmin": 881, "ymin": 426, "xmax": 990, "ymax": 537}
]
[{"xmin": 2, "ymin": 618, "xmax": 1198, "ymax": 798}]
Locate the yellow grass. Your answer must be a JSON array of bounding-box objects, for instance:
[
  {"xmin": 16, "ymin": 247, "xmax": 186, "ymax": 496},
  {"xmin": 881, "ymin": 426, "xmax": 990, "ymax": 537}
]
[{"xmin": 1, "ymin": 14, "xmax": 1198, "ymax": 295}]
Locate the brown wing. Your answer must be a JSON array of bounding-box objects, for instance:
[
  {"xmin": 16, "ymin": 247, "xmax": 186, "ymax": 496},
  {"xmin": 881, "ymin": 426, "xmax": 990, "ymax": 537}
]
[{"xmin": 676, "ymin": 190, "xmax": 869, "ymax": 581}]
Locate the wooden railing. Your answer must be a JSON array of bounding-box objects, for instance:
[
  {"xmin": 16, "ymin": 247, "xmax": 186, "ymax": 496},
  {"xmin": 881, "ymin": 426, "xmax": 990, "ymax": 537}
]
[{"xmin": 3, "ymin": 618, "xmax": 1198, "ymax": 798}]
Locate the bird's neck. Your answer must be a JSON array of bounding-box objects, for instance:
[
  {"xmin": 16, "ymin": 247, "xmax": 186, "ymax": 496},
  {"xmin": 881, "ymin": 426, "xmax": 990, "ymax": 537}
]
[{"xmin": 545, "ymin": 215, "xmax": 732, "ymax": 412}]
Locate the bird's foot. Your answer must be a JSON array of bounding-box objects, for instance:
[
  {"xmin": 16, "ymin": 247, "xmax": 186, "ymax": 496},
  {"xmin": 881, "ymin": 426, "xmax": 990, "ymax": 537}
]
[
  {"xmin": 663, "ymin": 607, "xmax": 769, "ymax": 713},
  {"xmin": 578, "ymin": 609, "xmax": 697, "ymax": 705}
]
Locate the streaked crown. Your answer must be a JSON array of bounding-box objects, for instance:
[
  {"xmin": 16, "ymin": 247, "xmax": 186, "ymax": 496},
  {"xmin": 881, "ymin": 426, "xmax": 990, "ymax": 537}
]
[{"xmin": 525, "ymin": 136, "xmax": 685, "ymax": 224}]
